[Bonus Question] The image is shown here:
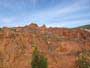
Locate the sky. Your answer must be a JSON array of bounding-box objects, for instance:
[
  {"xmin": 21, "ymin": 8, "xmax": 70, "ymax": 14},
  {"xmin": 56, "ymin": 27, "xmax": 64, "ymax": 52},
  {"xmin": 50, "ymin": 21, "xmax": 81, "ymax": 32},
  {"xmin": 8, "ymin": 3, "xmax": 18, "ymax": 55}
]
[{"xmin": 0, "ymin": 0, "xmax": 90, "ymax": 27}]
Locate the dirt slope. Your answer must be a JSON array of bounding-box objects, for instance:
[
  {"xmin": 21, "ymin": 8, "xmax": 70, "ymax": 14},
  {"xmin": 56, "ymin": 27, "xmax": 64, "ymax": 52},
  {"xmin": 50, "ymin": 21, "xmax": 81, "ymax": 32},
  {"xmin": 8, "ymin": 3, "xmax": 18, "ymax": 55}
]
[{"xmin": 0, "ymin": 23, "xmax": 90, "ymax": 68}]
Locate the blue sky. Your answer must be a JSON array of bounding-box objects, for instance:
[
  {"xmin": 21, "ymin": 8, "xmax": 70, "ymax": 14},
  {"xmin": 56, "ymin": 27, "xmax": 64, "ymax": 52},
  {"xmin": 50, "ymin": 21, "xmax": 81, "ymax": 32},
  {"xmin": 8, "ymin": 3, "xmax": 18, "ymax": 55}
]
[{"xmin": 0, "ymin": 0, "xmax": 90, "ymax": 27}]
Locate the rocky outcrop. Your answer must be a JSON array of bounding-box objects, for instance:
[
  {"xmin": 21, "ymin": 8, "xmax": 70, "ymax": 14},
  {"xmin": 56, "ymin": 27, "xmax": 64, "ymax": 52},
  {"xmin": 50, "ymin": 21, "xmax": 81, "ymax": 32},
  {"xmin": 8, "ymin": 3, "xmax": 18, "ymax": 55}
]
[{"xmin": 0, "ymin": 24, "xmax": 90, "ymax": 68}]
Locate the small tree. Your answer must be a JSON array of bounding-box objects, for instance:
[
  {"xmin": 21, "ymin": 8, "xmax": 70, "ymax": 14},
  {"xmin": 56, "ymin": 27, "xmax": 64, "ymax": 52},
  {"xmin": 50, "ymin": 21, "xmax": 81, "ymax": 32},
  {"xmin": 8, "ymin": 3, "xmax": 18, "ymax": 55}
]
[
  {"xmin": 76, "ymin": 51, "xmax": 90, "ymax": 68},
  {"xmin": 39, "ymin": 55, "xmax": 48, "ymax": 68},
  {"xmin": 31, "ymin": 47, "xmax": 48, "ymax": 68}
]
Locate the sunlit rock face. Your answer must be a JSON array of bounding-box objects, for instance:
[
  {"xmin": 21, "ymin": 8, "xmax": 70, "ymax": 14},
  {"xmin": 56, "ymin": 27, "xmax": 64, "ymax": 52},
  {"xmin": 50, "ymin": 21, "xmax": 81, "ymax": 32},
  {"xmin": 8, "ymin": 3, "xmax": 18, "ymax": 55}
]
[{"xmin": 0, "ymin": 24, "xmax": 90, "ymax": 68}]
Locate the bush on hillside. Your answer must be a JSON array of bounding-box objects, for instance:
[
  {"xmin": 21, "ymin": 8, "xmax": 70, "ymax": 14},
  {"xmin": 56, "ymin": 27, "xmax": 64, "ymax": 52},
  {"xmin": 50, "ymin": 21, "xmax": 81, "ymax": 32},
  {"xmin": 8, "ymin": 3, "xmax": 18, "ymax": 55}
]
[
  {"xmin": 31, "ymin": 47, "xmax": 48, "ymax": 68},
  {"xmin": 76, "ymin": 51, "xmax": 90, "ymax": 68}
]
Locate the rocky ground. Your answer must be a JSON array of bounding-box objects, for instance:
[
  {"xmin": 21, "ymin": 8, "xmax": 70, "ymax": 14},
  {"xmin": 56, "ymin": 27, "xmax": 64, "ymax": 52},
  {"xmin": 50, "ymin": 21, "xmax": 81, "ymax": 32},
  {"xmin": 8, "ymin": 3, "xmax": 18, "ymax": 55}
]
[{"xmin": 0, "ymin": 23, "xmax": 90, "ymax": 68}]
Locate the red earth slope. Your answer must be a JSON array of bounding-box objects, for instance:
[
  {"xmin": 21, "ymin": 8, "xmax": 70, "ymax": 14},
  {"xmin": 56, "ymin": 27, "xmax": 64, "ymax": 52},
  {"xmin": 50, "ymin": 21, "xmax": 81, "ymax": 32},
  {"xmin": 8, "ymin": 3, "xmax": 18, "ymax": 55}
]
[{"xmin": 0, "ymin": 23, "xmax": 90, "ymax": 68}]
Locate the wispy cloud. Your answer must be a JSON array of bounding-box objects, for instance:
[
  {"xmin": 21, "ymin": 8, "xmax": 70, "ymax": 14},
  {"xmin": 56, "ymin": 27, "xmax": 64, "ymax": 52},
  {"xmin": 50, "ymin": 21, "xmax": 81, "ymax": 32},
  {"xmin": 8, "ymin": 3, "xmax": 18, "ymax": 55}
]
[
  {"xmin": 31, "ymin": 0, "xmax": 89, "ymax": 20},
  {"xmin": 26, "ymin": 0, "xmax": 90, "ymax": 27},
  {"xmin": 1, "ymin": 18, "xmax": 14, "ymax": 23},
  {"xmin": 30, "ymin": 0, "xmax": 39, "ymax": 5},
  {"xmin": 46, "ymin": 19, "xmax": 90, "ymax": 27},
  {"xmin": 0, "ymin": 0, "xmax": 90, "ymax": 27}
]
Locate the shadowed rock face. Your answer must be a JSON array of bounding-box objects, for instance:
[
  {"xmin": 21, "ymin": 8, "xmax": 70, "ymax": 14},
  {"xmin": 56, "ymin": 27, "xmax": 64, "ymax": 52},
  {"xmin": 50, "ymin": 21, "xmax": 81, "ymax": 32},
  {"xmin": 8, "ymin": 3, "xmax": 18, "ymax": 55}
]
[{"xmin": 0, "ymin": 24, "xmax": 90, "ymax": 68}]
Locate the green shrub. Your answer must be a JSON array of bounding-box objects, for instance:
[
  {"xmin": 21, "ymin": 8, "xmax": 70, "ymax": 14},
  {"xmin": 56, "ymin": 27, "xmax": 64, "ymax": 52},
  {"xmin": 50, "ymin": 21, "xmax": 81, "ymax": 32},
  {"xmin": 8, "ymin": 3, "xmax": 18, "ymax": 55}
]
[
  {"xmin": 76, "ymin": 51, "xmax": 90, "ymax": 68},
  {"xmin": 0, "ymin": 28, "xmax": 2, "ymax": 31},
  {"xmin": 39, "ymin": 55, "xmax": 48, "ymax": 68},
  {"xmin": 31, "ymin": 47, "xmax": 48, "ymax": 68}
]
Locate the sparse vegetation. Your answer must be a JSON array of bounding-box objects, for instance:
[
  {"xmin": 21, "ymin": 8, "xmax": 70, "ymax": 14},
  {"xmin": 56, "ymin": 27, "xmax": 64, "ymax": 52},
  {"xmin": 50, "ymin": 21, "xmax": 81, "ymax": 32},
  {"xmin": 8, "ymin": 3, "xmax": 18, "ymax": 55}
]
[
  {"xmin": 0, "ymin": 28, "xmax": 2, "ymax": 31},
  {"xmin": 76, "ymin": 51, "xmax": 90, "ymax": 68},
  {"xmin": 10, "ymin": 28, "xmax": 16, "ymax": 31},
  {"xmin": 0, "ymin": 24, "xmax": 90, "ymax": 68},
  {"xmin": 31, "ymin": 47, "xmax": 48, "ymax": 68},
  {"xmin": 78, "ymin": 25, "xmax": 90, "ymax": 29}
]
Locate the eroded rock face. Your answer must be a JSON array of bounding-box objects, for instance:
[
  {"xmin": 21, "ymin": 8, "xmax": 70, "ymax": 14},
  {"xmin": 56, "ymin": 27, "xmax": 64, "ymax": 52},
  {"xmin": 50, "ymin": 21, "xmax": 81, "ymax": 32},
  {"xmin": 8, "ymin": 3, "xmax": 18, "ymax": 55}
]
[{"xmin": 0, "ymin": 24, "xmax": 90, "ymax": 68}]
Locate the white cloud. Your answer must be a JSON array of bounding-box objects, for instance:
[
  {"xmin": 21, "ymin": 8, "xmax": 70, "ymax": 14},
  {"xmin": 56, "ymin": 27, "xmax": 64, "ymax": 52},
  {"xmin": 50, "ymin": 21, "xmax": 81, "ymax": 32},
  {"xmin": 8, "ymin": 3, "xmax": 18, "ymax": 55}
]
[
  {"xmin": 0, "ymin": 17, "xmax": 18, "ymax": 24},
  {"xmin": 29, "ymin": 0, "xmax": 39, "ymax": 6},
  {"xmin": 23, "ymin": 0, "xmax": 90, "ymax": 28},
  {"xmin": 1, "ymin": 18, "xmax": 13, "ymax": 23},
  {"xmin": 0, "ymin": 0, "xmax": 89, "ymax": 27},
  {"xmin": 48, "ymin": 19, "xmax": 90, "ymax": 27},
  {"xmin": 30, "ymin": 0, "xmax": 90, "ymax": 21}
]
